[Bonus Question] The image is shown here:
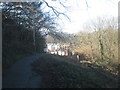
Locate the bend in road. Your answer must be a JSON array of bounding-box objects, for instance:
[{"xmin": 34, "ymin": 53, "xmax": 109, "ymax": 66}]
[{"xmin": 2, "ymin": 53, "xmax": 47, "ymax": 88}]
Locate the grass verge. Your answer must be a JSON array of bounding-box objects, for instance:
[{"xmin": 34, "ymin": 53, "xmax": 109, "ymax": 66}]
[{"xmin": 32, "ymin": 54, "xmax": 118, "ymax": 88}]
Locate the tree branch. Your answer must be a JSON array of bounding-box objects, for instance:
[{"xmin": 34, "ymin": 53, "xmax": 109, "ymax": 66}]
[{"xmin": 42, "ymin": 0, "xmax": 71, "ymax": 22}]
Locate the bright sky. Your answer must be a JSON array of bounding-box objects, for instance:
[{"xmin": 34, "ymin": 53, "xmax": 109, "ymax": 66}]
[{"xmin": 44, "ymin": 0, "xmax": 119, "ymax": 34}]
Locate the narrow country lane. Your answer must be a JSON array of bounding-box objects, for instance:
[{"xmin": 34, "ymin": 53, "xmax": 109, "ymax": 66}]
[{"xmin": 2, "ymin": 54, "xmax": 47, "ymax": 88}]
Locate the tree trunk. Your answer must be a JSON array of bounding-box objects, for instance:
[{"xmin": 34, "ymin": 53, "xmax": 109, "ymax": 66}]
[{"xmin": 33, "ymin": 30, "xmax": 36, "ymax": 52}]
